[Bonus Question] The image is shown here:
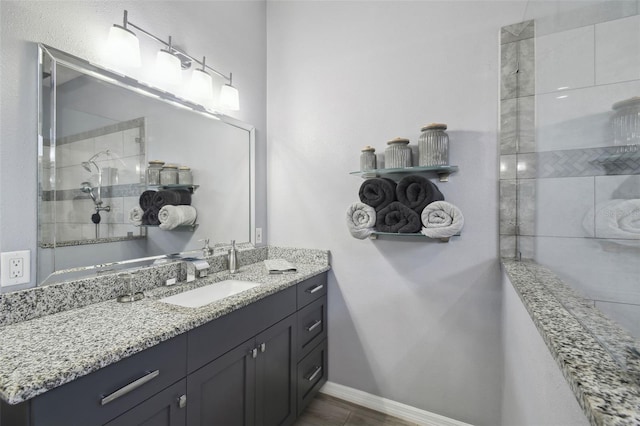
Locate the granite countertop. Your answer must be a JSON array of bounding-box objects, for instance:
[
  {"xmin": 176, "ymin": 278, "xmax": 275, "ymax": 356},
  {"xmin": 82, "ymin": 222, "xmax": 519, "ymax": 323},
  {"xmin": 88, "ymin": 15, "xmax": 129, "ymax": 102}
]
[
  {"xmin": 503, "ymin": 259, "xmax": 640, "ymax": 426},
  {"xmin": 0, "ymin": 260, "xmax": 330, "ymax": 405}
]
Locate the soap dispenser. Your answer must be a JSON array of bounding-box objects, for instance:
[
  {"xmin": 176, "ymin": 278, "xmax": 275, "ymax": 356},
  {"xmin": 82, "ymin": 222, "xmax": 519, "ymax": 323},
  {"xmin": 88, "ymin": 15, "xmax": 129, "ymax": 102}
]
[{"xmin": 228, "ymin": 240, "xmax": 238, "ymax": 274}]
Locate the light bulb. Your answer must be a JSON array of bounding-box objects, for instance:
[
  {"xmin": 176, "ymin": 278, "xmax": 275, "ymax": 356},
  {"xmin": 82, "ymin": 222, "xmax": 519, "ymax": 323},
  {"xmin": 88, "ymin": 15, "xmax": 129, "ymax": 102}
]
[
  {"xmin": 105, "ymin": 25, "xmax": 141, "ymax": 68},
  {"xmin": 189, "ymin": 69, "xmax": 214, "ymax": 106},
  {"xmin": 220, "ymin": 83, "xmax": 239, "ymax": 111},
  {"xmin": 156, "ymin": 49, "xmax": 182, "ymax": 85}
]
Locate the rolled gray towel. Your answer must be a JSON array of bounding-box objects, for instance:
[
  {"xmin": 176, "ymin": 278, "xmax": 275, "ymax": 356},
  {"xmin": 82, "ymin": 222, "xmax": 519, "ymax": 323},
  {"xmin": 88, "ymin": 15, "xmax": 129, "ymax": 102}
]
[
  {"xmin": 396, "ymin": 175, "xmax": 444, "ymax": 213},
  {"xmin": 346, "ymin": 202, "xmax": 376, "ymax": 239},
  {"xmin": 420, "ymin": 201, "xmax": 464, "ymax": 238},
  {"xmin": 142, "ymin": 207, "xmax": 160, "ymax": 226},
  {"xmin": 139, "ymin": 190, "xmax": 156, "ymax": 210},
  {"xmin": 158, "ymin": 205, "xmax": 197, "ymax": 230},
  {"xmin": 375, "ymin": 201, "xmax": 422, "ymax": 233},
  {"xmin": 152, "ymin": 189, "xmax": 192, "ymax": 208},
  {"xmin": 359, "ymin": 178, "xmax": 397, "ymax": 211}
]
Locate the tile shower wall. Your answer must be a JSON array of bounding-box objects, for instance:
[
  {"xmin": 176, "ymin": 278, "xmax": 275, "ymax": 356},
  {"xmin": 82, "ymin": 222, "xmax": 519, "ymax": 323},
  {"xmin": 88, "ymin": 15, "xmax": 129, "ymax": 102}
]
[
  {"xmin": 41, "ymin": 118, "xmax": 145, "ymax": 245},
  {"xmin": 500, "ymin": 13, "xmax": 640, "ymax": 338}
]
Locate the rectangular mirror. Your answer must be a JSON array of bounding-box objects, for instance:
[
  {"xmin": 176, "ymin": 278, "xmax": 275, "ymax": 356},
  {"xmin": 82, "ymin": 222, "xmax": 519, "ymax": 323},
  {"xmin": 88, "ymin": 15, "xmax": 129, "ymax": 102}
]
[{"xmin": 38, "ymin": 44, "xmax": 255, "ymax": 285}]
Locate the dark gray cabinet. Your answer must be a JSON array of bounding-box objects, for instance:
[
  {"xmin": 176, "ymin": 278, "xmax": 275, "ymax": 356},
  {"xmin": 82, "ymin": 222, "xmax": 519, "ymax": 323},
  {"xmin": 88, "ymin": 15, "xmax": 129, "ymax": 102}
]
[
  {"xmin": 187, "ymin": 313, "xmax": 296, "ymax": 426},
  {"xmin": 0, "ymin": 272, "xmax": 328, "ymax": 426}
]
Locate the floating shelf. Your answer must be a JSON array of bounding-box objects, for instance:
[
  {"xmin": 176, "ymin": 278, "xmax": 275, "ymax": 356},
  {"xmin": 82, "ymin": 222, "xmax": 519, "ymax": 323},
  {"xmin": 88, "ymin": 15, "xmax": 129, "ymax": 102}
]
[
  {"xmin": 368, "ymin": 232, "xmax": 460, "ymax": 242},
  {"xmin": 349, "ymin": 165, "xmax": 459, "ymax": 182},
  {"xmin": 138, "ymin": 224, "xmax": 199, "ymax": 232}
]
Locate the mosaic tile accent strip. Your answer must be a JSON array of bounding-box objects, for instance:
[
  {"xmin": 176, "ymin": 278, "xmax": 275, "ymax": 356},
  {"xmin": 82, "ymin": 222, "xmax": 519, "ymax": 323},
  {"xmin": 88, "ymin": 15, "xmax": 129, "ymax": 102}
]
[
  {"xmin": 503, "ymin": 260, "xmax": 640, "ymax": 425},
  {"xmin": 41, "ymin": 183, "xmax": 144, "ymax": 202},
  {"xmin": 52, "ymin": 117, "xmax": 144, "ymax": 147},
  {"xmin": 534, "ymin": 145, "xmax": 640, "ymax": 178}
]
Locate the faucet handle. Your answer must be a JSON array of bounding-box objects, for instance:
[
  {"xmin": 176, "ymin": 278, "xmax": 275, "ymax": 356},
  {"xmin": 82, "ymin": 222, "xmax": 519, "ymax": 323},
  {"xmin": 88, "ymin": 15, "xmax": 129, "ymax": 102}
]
[{"xmin": 198, "ymin": 238, "xmax": 213, "ymax": 256}]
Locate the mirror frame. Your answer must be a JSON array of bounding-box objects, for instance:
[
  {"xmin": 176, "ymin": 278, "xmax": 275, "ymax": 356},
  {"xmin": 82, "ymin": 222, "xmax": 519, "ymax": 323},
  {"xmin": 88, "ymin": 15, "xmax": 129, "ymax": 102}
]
[{"xmin": 37, "ymin": 43, "xmax": 256, "ymax": 284}]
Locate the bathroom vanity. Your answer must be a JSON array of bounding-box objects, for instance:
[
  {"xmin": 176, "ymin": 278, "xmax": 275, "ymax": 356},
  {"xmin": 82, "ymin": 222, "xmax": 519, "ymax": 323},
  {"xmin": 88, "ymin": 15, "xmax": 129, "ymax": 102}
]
[{"xmin": 0, "ymin": 248, "xmax": 329, "ymax": 426}]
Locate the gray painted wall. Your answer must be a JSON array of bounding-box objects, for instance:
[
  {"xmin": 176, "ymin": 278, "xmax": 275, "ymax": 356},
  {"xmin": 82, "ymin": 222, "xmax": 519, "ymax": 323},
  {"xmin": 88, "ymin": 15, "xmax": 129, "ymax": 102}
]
[
  {"xmin": 266, "ymin": 2, "xmax": 530, "ymax": 424},
  {"xmin": 501, "ymin": 269, "xmax": 589, "ymax": 425},
  {"xmin": 0, "ymin": 0, "xmax": 267, "ymax": 290}
]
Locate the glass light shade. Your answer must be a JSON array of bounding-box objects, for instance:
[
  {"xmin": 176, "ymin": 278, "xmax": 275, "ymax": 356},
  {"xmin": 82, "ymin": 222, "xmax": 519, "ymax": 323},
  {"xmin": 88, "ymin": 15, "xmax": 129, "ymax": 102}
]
[
  {"xmin": 220, "ymin": 84, "xmax": 240, "ymax": 111},
  {"xmin": 189, "ymin": 69, "xmax": 214, "ymax": 105},
  {"xmin": 156, "ymin": 50, "xmax": 182, "ymax": 84},
  {"xmin": 105, "ymin": 25, "xmax": 141, "ymax": 68}
]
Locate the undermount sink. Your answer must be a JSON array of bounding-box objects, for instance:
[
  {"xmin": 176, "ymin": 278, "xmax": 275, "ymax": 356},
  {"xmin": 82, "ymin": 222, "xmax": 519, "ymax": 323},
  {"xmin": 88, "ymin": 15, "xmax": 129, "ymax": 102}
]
[{"xmin": 159, "ymin": 280, "xmax": 260, "ymax": 308}]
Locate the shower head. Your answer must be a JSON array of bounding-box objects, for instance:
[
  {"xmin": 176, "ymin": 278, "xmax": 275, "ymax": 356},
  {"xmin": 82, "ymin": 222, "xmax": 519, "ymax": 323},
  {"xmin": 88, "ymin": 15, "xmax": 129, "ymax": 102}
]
[{"xmin": 81, "ymin": 162, "xmax": 92, "ymax": 173}]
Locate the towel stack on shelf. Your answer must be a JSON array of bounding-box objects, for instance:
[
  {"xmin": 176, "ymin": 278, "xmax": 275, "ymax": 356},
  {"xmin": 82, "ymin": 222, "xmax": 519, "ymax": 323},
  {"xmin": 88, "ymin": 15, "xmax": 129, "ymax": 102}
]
[
  {"xmin": 346, "ymin": 174, "xmax": 464, "ymax": 239},
  {"xmin": 130, "ymin": 189, "xmax": 197, "ymax": 230}
]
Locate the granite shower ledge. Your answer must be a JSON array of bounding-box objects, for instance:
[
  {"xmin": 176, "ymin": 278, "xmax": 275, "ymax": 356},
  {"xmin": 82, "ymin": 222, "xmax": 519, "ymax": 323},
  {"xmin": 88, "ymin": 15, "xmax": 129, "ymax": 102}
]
[
  {"xmin": 502, "ymin": 259, "xmax": 640, "ymax": 426},
  {"xmin": 0, "ymin": 260, "xmax": 330, "ymax": 405}
]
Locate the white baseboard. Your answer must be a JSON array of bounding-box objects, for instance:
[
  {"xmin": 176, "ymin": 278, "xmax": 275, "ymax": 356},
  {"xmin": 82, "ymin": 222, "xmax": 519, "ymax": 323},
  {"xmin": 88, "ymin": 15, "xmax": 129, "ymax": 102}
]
[{"xmin": 320, "ymin": 381, "xmax": 473, "ymax": 426}]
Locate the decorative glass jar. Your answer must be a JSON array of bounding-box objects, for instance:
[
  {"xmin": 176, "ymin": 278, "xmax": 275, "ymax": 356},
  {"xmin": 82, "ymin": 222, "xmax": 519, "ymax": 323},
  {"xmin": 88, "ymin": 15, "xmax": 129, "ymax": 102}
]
[
  {"xmin": 160, "ymin": 164, "xmax": 178, "ymax": 185},
  {"xmin": 360, "ymin": 146, "xmax": 377, "ymax": 171},
  {"xmin": 178, "ymin": 166, "xmax": 193, "ymax": 185},
  {"xmin": 385, "ymin": 137, "xmax": 412, "ymax": 169},
  {"xmin": 612, "ymin": 97, "xmax": 640, "ymax": 145},
  {"xmin": 419, "ymin": 123, "xmax": 449, "ymax": 166},
  {"xmin": 146, "ymin": 160, "xmax": 165, "ymax": 185}
]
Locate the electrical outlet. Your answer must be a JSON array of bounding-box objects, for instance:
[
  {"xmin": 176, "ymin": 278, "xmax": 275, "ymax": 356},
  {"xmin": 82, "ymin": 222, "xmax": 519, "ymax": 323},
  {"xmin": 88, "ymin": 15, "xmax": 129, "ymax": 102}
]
[
  {"xmin": 1, "ymin": 250, "xmax": 31, "ymax": 287},
  {"xmin": 255, "ymin": 228, "xmax": 263, "ymax": 244}
]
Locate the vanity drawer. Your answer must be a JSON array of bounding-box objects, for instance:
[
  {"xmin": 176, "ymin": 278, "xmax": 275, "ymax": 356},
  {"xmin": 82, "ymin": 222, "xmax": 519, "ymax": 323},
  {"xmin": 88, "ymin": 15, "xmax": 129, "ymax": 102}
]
[
  {"xmin": 30, "ymin": 333, "xmax": 187, "ymax": 426},
  {"xmin": 297, "ymin": 339, "xmax": 327, "ymax": 415},
  {"xmin": 297, "ymin": 272, "xmax": 327, "ymax": 309},
  {"xmin": 297, "ymin": 296, "xmax": 327, "ymax": 361}
]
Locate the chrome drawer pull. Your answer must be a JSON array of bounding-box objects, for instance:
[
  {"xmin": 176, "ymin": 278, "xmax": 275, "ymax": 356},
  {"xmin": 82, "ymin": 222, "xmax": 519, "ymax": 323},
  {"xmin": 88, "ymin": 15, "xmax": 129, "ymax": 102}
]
[
  {"xmin": 305, "ymin": 366, "xmax": 322, "ymax": 382},
  {"xmin": 100, "ymin": 370, "xmax": 160, "ymax": 406},
  {"xmin": 306, "ymin": 320, "xmax": 322, "ymax": 332},
  {"xmin": 306, "ymin": 284, "xmax": 324, "ymax": 294}
]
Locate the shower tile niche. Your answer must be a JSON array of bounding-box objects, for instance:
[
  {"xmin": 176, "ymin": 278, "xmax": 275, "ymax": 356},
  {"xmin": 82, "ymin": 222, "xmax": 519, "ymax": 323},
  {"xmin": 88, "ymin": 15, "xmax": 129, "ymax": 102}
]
[{"xmin": 40, "ymin": 117, "xmax": 145, "ymax": 247}]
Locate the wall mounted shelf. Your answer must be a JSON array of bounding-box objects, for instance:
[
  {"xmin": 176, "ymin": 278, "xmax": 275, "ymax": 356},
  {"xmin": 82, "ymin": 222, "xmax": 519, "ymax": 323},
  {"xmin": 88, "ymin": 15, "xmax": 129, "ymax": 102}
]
[
  {"xmin": 368, "ymin": 231, "xmax": 460, "ymax": 242},
  {"xmin": 349, "ymin": 165, "xmax": 459, "ymax": 182},
  {"xmin": 138, "ymin": 224, "xmax": 199, "ymax": 232}
]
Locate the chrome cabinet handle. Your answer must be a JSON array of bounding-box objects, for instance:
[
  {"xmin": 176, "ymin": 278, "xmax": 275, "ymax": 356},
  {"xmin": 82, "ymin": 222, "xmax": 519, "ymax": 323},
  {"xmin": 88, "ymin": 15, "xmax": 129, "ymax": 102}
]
[
  {"xmin": 260, "ymin": 342, "xmax": 266, "ymax": 353},
  {"xmin": 100, "ymin": 370, "xmax": 160, "ymax": 406},
  {"xmin": 305, "ymin": 366, "xmax": 322, "ymax": 382},
  {"xmin": 178, "ymin": 394, "xmax": 187, "ymax": 409},
  {"xmin": 251, "ymin": 348, "xmax": 258, "ymax": 359},
  {"xmin": 306, "ymin": 320, "xmax": 322, "ymax": 332},
  {"xmin": 306, "ymin": 284, "xmax": 324, "ymax": 294}
]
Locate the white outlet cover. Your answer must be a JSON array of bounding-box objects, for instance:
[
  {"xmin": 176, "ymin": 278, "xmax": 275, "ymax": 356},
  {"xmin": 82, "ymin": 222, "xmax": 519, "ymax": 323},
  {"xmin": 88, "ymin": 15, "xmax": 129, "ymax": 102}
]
[{"xmin": 1, "ymin": 250, "xmax": 31, "ymax": 286}]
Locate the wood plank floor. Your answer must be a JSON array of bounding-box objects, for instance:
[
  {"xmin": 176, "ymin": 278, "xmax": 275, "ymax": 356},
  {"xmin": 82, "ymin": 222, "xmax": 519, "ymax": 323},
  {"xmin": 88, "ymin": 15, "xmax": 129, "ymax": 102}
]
[{"xmin": 294, "ymin": 394, "xmax": 419, "ymax": 426}]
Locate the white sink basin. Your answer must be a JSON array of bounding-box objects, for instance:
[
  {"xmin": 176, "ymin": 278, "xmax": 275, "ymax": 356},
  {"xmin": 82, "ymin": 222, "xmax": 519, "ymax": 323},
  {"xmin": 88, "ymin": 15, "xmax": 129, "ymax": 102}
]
[{"xmin": 159, "ymin": 280, "xmax": 260, "ymax": 308}]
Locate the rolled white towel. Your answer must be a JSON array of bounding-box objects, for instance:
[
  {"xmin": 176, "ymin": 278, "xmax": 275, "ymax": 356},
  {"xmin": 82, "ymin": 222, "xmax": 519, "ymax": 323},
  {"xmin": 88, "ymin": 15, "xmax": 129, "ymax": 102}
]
[
  {"xmin": 158, "ymin": 205, "xmax": 197, "ymax": 230},
  {"xmin": 346, "ymin": 202, "xmax": 376, "ymax": 239},
  {"xmin": 420, "ymin": 201, "xmax": 464, "ymax": 239},
  {"xmin": 128, "ymin": 206, "xmax": 144, "ymax": 226},
  {"xmin": 583, "ymin": 199, "xmax": 640, "ymax": 239}
]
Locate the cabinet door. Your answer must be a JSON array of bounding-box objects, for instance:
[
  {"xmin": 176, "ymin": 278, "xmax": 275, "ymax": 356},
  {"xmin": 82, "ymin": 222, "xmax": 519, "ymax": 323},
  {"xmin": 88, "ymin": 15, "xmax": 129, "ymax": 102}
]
[
  {"xmin": 255, "ymin": 314, "xmax": 296, "ymax": 426},
  {"xmin": 104, "ymin": 380, "xmax": 186, "ymax": 426},
  {"xmin": 187, "ymin": 339, "xmax": 256, "ymax": 426}
]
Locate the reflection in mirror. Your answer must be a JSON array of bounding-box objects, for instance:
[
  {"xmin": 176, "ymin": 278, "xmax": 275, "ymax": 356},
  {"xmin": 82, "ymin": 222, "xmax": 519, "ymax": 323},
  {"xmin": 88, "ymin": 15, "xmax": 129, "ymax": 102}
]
[{"xmin": 38, "ymin": 45, "xmax": 254, "ymax": 286}]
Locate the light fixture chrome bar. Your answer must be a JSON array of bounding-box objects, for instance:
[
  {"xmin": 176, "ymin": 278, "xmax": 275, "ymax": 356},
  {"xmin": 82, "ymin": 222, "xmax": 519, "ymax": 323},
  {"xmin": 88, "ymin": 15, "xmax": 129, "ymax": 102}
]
[{"xmin": 122, "ymin": 10, "xmax": 231, "ymax": 82}]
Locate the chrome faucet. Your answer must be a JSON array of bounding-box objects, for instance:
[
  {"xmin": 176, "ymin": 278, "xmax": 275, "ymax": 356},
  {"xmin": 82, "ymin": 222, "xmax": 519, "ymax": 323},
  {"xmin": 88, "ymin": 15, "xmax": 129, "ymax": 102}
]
[
  {"xmin": 199, "ymin": 238, "xmax": 214, "ymax": 257},
  {"xmin": 184, "ymin": 258, "xmax": 210, "ymax": 282}
]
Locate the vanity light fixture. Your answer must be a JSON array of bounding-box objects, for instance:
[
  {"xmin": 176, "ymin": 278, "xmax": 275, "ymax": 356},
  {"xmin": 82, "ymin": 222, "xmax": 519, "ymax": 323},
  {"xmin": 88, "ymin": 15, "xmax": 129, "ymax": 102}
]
[
  {"xmin": 105, "ymin": 11, "xmax": 141, "ymax": 68},
  {"xmin": 220, "ymin": 73, "xmax": 240, "ymax": 111},
  {"xmin": 105, "ymin": 10, "xmax": 239, "ymax": 110},
  {"xmin": 156, "ymin": 36, "xmax": 182, "ymax": 85},
  {"xmin": 189, "ymin": 56, "xmax": 215, "ymax": 104}
]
